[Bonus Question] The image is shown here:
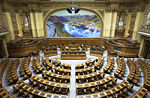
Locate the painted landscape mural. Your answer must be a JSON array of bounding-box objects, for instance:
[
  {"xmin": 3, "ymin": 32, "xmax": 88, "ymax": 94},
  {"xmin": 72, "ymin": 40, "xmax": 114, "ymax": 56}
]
[{"xmin": 47, "ymin": 10, "xmax": 101, "ymax": 38}]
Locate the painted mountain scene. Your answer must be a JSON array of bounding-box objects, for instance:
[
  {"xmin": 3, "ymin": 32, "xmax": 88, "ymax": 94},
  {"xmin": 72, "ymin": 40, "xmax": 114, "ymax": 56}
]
[{"xmin": 47, "ymin": 10, "xmax": 101, "ymax": 38}]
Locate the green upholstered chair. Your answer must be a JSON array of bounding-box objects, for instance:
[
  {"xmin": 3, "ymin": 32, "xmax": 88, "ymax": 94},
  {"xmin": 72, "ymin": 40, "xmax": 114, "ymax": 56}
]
[
  {"xmin": 65, "ymin": 51, "xmax": 68, "ymax": 54},
  {"xmin": 74, "ymin": 51, "xmax": 77, "ymax": 54},
  {"xmin": 49, "ymin": 44, "xmax": 52, "ymax": 47},
  {"xmin": 71, "ymin": 41, "xmax": 75, "ymax": 45}
]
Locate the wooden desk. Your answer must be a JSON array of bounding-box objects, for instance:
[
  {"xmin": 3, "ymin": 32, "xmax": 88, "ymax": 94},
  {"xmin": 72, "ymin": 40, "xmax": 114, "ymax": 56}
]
[
  {"xmin": 132, "ymin": 87, "xmax": 148, "ymax": 98},
  {"xmin": 76, "ymin": 75, "xmax": 114, "ymax": 88},
  {"xmin": 105, "ymin": 39, "xmax": 139, "ymax": 57},
  {"xmin": 137, "ymin": 59, "xmax": 150, "ymax": 90},
  {"xmin": 6, "ymin": 59, "xmax": 19, "ymax": 84},
  {"xmin": 0, "ymin": 88, "xmax": 13, "ymax": 98},
  {"xmin": 52, "ymin": 59, "xmax": 71, "ymax": 69},
  {"xmin": 127, "ymin": 59, "xmax": 136, "ymax": 83},
  {"xmin": 94, "ymin": 57, "xmax": 104, "ymax": 68},
  {"xmin": 76, "ymin": 64, "xmax": 85, "ymax": 69},
  {"xmin": 76, "ymin": 67, "xmax": 94, "ymax": 75},
  {"xmin": 76, "ymin": 71, "xmax": 102, "ymax": 83},
  {"xmin": 31, "ymin": 75, "xmax": 69, "ymax": 88},
  {"xmin": 32, "ymin": 59, "xmax": 44, "ymax": 73},
  {"xmin": 52, "ymin": 67, "xmax": 71, "ymax": 75},
  {"xmin": 7, "ymin": 39, "xmax": 42, "ymax": 57},
  {"xmin": 103, "ymin": 57, "xmax": 114, "ymax": 73},
  {"xmin": 61, "ymin": 63, "xmax": 71, "ymax": 69},
  {"xmin": 61, "ymin": 54, "xmax": 86, "ymax": 60},
  {"xmin": 43, "ymin": 70, "xmax": 70, "ymax": 82},
  {"xmin": 20, "ymin": 58, "xmax": 32, "ymax": 79},
  {"xmin": 77, "ymin": 80, "xmax": 129, "ymax": 98},
  {"xmin": 17, "ymin": 80, "xmax": 68, "ymax": 98},
  {"xmin": 114, "ymin": 57, "xmax": 126, "ymax": 78}
]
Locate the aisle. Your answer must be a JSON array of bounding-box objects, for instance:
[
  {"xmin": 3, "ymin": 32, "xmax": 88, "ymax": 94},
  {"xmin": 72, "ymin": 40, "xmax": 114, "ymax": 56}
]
[
  {"xmin": 69, "ymin": 62, "xmax": 76, "ymax": 98},
  {"xmin": 60, "ymin": 60, "xmax": 87, "ymax": 98}
]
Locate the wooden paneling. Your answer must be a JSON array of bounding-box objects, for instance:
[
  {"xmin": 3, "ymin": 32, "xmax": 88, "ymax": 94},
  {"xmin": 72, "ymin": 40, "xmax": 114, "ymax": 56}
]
[
  {"xmin": 7, "ymin": 39, "xmax": 43, "ymax": 57},
  {"xmin": 104, "ymin": 39, "xmax": 140, "ymax": 57},
  {"xmin": 7, "ymin": 38, "xmax": 140, "ymax": 58},
  {"xmin": 46, "ymin": 38, "xmax": 105, "ymax": 48}
]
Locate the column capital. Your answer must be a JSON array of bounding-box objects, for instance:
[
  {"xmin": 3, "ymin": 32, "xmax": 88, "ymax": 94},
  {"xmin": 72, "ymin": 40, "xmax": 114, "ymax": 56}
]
[
  {"xmin": 136, "ymin": 8, "xmax": 145, "ymax": 12},
  {"xmin": 105, "ymin": 9, "xmax": 119, "ymax": 13},
  {"xmin": 105, "ymin": 9, "xmax": 112, "ymax": 12},
  {"xmin": 28, "ymin": 9, "xmax": 42, "ymax": 13},
  {"xmin": 1, "ymin": 7, "xmax": 10, "ymax": 12},
  {"xmin": 127, "ymin": 9, "xmax": 134, "ymax": 13},
  {"xmin": 133, "ymin": 8, "xmax": 145, "ymax": 13},
  {"xmin": 13, "ymin": 9, "xmax": 23, "ymax": 13}
]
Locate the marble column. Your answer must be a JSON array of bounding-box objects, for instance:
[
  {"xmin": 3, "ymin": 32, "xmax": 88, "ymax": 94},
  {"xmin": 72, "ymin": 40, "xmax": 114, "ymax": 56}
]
[
  {"xmin": 103, "ymin": 10, "xmax": 112, "ymax": 37},
  {"xmin": 2, "ymin": 38, "xmax": 9, "ymax": 57},
  {"xmin": 132, "ymin": 11, "xmax": 144, "ymax": 40},
  {"xmin": 110, "ymin": 11, "xmax": 117, "ymax": 37},
  {"xmin": 124, "ymin": 13, "xmax": 132, "ymax": 37},
  {"xmin": 30, "ymin": 12, "xmax": 37, "ymax": 37},
  {"xmin": 138, "ymin": 38, "xmax": 146, "ymax": 57},
  {"xmin": 4, "ymin": 12, "xmax": 15, "ymax": 40},
  {"xmin": 15, "ymin": 13, "xmax": 23, "ymax": 37},
  {"xmin": 35, "ymin": 12, "xmax": 44, "ymax": 37}
]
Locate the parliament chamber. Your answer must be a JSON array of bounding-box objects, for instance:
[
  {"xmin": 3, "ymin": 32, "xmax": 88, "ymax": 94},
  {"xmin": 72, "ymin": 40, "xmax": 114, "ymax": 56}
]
[{"xmin": 0, "ymin": 0, "xmax": 150, "ymax": 98}]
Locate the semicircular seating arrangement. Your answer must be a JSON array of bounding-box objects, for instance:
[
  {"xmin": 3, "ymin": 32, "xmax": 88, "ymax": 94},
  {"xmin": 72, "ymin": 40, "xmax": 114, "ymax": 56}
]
[
  {"xmin": 137, "ymin": 59, "xmax": 150, "ymax": 91},
  {"xmin": 77, "ymin": 80, "xmax": 129, "ymax": 98},
  {"xmin": 19, "ymin": 57, "xmax": 32, "ymax": 80},
  {"xmin": 103, "ymin": 57, "xmax": 115, "ymax": 73},
  {"xmin": 14, "ymin": 80, "xmax": 68, "ymax": 98},
  {"xmin": 29, "ymin": 75, "xmax": 69, "ymax": 94},
  {"xmin": 32, "ymin": 57, "xmax": 44, "ymax": 73},
  {"xmin": 90, "ymin": 45, "xmax": 104, "ymax": 56},
  {"xmin": 127, "ymin": 59, "xmax": 141, "ymax": 85},
  {"xmin": 42, "ymin": 57, "xmax": 52, "ymax": 70},
  {"xmin": 0, "ymin": 53, "xmax": 150, "ymax": 98},
  {"xmin": 0, "ymin": 60, "xmax": 13, "ymax": 98},
  {"xmin": 42, "ymin": 70, "xmax": 70, "ymax": 83},
  {"xmin": 6, "ymin": 59, "xmax": 20, "ymax": 85},
  {"xmin": 114, "ymin": 57, "xmax": 126, "ymax": 79}
]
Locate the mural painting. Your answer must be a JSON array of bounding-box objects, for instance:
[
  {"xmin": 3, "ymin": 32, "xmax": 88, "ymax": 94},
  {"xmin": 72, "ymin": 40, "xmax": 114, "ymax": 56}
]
[{"xmin": 47, "ymin": 10, "xmax": 101, "ymax": 38}]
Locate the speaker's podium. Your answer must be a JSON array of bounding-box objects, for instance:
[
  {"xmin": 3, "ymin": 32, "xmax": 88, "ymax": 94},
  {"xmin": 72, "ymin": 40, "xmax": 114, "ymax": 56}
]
[{"xmin": 61, "ymin": 51, "xmax": 86, "ymax": 60}]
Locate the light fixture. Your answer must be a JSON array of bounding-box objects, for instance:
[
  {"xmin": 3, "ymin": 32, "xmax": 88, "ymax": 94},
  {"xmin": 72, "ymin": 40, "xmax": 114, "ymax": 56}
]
[
  {"xmin": 66, "ymin": 5, "xmax": 80, "ymax": 14},
  {"xmin": 66, "ymin": 8, "xmax": 72, "ymax": 13},
  {"xmin": 75, "ymin": 8, "xmax": 80, "ymax": 13}
]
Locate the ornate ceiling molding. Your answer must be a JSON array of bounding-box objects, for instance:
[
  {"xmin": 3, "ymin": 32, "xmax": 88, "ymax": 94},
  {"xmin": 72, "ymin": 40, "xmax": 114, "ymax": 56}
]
[
  {"xmin": 6, "ymin": 0, "xmax": 140, "ymax": 5},
  {"xmin": 0, "ymin": 0, "xmax": 146, "ymax": 12}
]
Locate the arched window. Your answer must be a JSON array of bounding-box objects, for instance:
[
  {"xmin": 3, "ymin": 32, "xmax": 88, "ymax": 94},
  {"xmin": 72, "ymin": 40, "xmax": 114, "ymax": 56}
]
[
  {"xmin": 147, "ymin": 12, "xmax": 150, "ymax": 24},
  {"xmin": 24, "ymin": 16, "xmax": 29, "ymax": 27},
  {"xmin": 118, "ymin": 17, "xmax": 123, "ymax": 27}
]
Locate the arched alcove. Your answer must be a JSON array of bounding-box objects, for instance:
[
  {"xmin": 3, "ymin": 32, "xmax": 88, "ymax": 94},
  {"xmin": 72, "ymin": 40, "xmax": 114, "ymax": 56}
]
[{"xmin": 44, "ymin": 8, "xmax": 103, "ymax": 38}]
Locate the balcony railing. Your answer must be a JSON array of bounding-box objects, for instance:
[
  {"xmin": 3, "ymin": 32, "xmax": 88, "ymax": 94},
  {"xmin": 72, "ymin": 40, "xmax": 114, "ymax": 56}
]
[
  {"xmin": 138, "ymin": 28, "xmax": 150, "ymax": 34},
  {"xmin": 0, "ymin": 28, "xmax": 8, "ymax": 33}
]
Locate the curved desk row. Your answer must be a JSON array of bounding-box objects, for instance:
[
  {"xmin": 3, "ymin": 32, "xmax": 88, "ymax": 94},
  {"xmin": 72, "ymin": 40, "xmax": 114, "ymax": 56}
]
[
  {"xmin": 76, "ymin": 75, "xmax": 114, "ymax": 88},
  {"xmin": 17, "ymin": 80, "xmax": 68, "ymax": 98},
  {"xmin": 105, "ymin": 39, "xmax": 139, "ymax": 57},
  {"xmin": 77, "ymin": 80, "xmax": 129, "ymax": 98},
  {"xmin": 0, "ymin": 60, "xmax": 13, "ymax": 98},
  {"xmin": 8, "ymin": 39, "xmax": 42, "ymax": 57},
  {"xmin": 31, "ymin": 75, "xmax": 69, "ymax": 88},
  {"xmin": 132, "ymin": 87, "xmax": 148, "ymax": 98}
]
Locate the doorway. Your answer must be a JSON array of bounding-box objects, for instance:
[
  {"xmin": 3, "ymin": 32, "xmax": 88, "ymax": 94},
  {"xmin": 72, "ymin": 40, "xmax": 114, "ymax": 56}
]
[
  {"xmin": 144, "ymin": 40, "xmax": 150, "ymax": 59},
  {"xmin": 0, "ymin": 40, "xmax": 5, "ymax": 58}
]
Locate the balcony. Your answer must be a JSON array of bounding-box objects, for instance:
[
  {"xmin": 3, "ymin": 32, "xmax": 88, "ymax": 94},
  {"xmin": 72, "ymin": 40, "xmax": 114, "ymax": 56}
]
[
  {"xmin": 138, "ymin": 27, "xmax": 150, "ymax": 37},
  {"xmin": 0, "ymin": 28, "xmax": 9, "ymax": 37}
]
